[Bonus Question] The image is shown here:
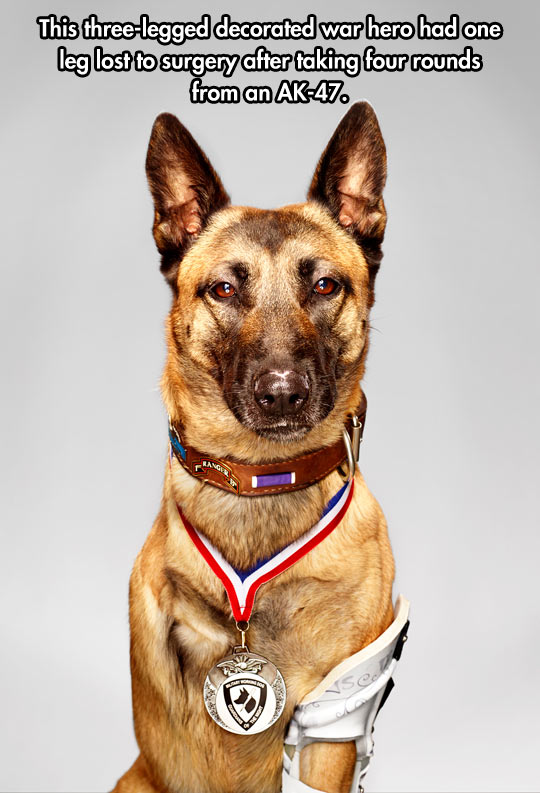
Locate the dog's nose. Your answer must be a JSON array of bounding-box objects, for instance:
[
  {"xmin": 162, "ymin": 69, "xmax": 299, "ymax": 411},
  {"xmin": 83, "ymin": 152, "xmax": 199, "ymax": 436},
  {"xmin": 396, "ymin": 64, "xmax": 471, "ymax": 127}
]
[{"xmin": 254, "ymin": 371, "xmax": 309, "ymax": 417}]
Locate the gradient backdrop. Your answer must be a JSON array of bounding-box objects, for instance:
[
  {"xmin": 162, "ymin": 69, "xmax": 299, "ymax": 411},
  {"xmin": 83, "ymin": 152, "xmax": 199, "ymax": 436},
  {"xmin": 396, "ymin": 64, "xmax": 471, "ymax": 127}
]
[{"xmin": 1, "ymin": 0, "xmax": 539, "ymax": 790}]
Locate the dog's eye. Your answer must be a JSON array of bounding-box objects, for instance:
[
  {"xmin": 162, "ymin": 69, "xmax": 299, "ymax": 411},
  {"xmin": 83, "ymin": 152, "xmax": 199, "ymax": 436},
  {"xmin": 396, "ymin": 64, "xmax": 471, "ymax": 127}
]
[
  {"xmin": 313, "ymin": 278, "xmax": 338, "ymax": 296},
  {"xmin": 212, "ymin": 282, "xmax": 236, "ymax": 299}
]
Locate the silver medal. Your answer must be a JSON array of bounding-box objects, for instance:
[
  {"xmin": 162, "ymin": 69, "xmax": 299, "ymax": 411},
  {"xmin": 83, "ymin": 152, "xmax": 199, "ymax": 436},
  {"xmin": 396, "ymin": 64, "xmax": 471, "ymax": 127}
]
[{"xmin": 204, "ymin": 648, "xmax": 286, "ymax": 735}]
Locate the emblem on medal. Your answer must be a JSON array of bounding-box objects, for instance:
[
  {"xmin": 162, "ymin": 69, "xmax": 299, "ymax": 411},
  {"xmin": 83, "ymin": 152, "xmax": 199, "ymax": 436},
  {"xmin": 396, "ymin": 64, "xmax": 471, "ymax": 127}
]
[{"xmin": 204, "ymin": 647, "xmax": 286, "ymax": 735}]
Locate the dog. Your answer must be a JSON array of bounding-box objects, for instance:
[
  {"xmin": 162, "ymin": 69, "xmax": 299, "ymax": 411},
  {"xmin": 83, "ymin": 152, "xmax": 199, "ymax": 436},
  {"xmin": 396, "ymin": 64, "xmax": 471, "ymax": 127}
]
[{"xmin": 113, "ymin": 102, "xmax": 402, "ymax": 793}]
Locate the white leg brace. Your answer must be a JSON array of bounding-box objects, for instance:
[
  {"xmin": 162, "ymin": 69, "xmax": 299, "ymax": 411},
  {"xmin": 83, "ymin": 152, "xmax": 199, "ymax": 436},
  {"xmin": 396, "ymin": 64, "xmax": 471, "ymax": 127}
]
[{"xmin": 282, "ymin": 595, "xmax": 410, "ymax": 793}]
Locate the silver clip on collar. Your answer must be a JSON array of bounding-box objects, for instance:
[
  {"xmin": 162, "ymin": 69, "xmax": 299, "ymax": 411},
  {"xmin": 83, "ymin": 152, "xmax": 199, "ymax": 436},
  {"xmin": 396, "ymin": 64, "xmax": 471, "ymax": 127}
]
[{"xmin": 339, "ymin": 416, "xmax": 362, "ymax": 482}]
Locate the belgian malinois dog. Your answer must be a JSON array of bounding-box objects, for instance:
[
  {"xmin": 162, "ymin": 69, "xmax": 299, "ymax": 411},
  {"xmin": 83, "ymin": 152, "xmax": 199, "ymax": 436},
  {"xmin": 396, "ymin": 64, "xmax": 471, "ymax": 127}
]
[{"xmin": 114, "ymin": 102, "xmax": 398, "ymax": 793}]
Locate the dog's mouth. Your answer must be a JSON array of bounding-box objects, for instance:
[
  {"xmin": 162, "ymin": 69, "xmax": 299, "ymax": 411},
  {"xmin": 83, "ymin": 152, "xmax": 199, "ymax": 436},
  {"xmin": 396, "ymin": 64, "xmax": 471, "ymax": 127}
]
[{"xmin": 250, "ymin": 420, "xmax": 313, "ymax": 442}]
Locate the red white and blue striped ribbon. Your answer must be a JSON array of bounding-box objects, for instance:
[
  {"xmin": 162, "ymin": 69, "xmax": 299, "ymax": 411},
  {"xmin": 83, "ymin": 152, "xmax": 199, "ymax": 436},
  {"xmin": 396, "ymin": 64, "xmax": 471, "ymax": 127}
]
[{"xmin": 177, "ymin": 478, "xmax": 354, "ymax": 623}]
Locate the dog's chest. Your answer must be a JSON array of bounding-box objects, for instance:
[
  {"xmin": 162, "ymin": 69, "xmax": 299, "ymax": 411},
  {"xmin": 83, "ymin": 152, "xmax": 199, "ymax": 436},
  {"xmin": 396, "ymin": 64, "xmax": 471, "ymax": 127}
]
[
  {"xmin": 252, "ymin": 576, "xmax": 366, "ymax": 672},
  {"xmin": 173, "ymin": 572, "xmax": 368, "ymax": 701}
]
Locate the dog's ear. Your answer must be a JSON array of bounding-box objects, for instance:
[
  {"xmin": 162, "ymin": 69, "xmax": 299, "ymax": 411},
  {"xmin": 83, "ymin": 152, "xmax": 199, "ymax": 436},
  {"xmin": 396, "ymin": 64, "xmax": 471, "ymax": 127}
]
[
  {"xmin": 146, "ymin": 113, "xmax": 230, "ymax": 292},
  {"xmin": 308, "ymin": 102, "xmax": 387, "ymax": 291}
]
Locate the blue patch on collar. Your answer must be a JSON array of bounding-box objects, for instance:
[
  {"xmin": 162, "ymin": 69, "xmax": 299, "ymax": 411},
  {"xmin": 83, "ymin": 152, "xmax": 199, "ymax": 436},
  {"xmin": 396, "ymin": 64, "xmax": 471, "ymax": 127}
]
[{"xmin": 169, "ymin": 430, "xmax": 186, "ymax": 461}]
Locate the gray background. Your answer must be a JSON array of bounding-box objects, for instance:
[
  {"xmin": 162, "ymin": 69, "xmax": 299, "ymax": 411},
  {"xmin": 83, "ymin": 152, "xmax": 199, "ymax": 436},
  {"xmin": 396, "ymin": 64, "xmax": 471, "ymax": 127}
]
[{"xmin": 1, "ymin": 0, "xmax": 539, "ymax": 790}]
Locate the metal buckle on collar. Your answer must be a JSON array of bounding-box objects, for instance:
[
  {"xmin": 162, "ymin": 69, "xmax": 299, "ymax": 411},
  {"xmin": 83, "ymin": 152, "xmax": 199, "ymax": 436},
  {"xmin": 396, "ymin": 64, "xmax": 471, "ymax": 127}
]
[{"xmin": 338, "ymin": 416, "xmax": 363, "ymax": 482}]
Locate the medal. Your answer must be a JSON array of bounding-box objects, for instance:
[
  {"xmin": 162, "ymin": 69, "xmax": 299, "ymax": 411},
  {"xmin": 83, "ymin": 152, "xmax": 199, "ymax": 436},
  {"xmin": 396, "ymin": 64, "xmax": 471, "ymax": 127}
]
[
  {"xmin": 204, "ymin": 644, "xmax": 286, "ymax": 735},
  {"xmin": 177, "ymin": 477, "xmax": 354, "ymax": 735}
]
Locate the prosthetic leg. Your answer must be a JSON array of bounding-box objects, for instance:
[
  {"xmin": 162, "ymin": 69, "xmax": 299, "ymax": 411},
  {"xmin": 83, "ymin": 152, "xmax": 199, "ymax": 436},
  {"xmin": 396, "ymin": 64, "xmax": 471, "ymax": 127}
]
[{"xmin": 282, "ymin": 595, "xmax": 410, "ymax": 793}]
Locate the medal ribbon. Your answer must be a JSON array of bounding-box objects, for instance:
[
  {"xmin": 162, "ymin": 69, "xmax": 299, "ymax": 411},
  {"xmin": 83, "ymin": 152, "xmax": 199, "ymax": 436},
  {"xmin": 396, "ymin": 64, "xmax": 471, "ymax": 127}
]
[{"xmin": 177, "ymin": 478, "xmax": 354, "ymax": 622}]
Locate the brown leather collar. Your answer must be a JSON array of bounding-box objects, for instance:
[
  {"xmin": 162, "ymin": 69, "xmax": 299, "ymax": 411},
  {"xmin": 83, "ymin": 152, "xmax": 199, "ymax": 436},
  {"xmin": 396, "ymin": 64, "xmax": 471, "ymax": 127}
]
[{"xmin": 168, "ymin": 394, "xmax": 367, "ymax": 497}]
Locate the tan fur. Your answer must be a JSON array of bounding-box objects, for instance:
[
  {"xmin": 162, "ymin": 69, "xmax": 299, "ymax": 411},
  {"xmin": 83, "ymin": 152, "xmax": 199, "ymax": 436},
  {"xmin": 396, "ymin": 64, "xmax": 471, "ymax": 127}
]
[{"xmin": 114, "ymin": 107, "xmax": 394, "ymax": 793}]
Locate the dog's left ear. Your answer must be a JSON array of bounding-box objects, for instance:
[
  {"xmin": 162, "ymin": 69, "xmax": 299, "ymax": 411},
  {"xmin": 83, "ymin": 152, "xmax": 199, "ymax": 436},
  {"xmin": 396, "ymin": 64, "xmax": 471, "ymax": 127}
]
[
  {"xmin": 308, "ymin": 102, "xmax": 387, "ymax": 290},
  {"xmin": 146, "ymin": 113, "xmax": 230, "ymax": 292}
]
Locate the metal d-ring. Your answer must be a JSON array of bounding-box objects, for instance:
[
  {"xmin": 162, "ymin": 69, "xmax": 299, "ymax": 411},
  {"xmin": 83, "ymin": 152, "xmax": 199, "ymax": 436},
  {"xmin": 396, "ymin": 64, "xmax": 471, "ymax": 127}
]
[{"xmin": 338, "ymin": 426, "xmax": 356, "ymax": 482}]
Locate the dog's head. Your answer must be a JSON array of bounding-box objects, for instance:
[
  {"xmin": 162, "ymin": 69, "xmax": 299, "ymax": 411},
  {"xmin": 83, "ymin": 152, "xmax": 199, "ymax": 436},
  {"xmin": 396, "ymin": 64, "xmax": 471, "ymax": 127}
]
[{"xmin": 146, "ymin": 103, "xmax": 387, "ymax": 460}]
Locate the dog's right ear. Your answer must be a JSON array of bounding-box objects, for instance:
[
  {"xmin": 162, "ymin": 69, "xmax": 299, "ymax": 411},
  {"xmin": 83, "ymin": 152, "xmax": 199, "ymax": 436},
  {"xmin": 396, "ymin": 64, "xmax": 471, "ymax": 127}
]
[{"xmin": 145, "ymin": 113, "xmax": 230, "ymax": 292}]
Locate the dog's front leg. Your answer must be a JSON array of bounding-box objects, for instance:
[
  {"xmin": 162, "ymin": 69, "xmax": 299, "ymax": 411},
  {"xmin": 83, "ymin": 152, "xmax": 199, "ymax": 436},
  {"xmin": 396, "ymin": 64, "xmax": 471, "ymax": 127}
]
[{"xmin": 300, "ymin": 741, "xmax": 357, "ymax": 793}]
